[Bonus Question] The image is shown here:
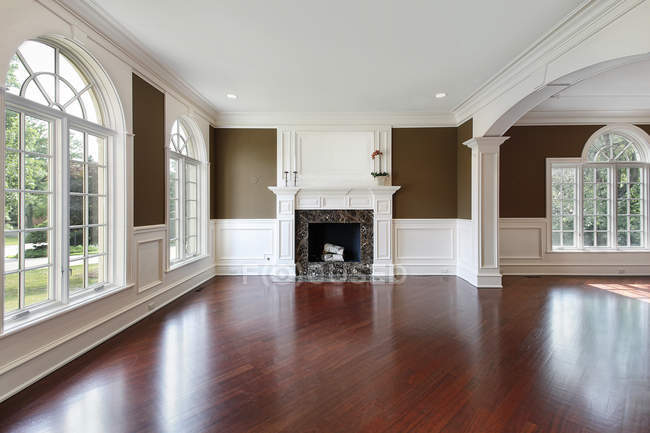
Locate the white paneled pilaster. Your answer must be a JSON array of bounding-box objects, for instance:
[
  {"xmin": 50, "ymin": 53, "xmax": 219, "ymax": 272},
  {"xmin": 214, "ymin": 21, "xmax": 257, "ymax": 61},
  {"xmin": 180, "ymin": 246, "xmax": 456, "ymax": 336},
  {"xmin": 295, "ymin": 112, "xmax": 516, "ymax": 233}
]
[
  {"xmin": 268, "ymin": 187, "xmax": 300, "ymax": 277},
  {"xmin": 460, "ymin": 137, "xmax": 509, "ymax": 288}
]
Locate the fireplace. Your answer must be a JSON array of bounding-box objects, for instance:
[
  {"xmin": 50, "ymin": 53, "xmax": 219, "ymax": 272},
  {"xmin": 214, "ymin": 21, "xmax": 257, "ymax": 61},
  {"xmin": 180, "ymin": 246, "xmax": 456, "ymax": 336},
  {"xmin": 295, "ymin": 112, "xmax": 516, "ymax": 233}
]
[
  {"xmin": 295, "ymin": 210, "xmax": 373, "ymax": 279},
  {"xmin": 308, "ymin": 223, "xmax": 361, "ymax": 262}
]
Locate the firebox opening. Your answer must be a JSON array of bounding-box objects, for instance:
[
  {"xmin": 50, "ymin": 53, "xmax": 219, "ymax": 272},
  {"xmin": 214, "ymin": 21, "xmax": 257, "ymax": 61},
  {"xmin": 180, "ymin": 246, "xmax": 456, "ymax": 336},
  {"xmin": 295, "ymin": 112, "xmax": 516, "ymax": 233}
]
[{"xmin": 308, "ymin": 223, "xmax": 361, "ymax": 262}]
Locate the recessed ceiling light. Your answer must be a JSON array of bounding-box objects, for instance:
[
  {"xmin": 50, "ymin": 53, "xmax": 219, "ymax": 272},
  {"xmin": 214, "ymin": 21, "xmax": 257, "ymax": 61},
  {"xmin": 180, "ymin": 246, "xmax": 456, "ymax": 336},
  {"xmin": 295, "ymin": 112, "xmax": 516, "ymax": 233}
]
[
  {"xmin": 435, "ymin": 92, "xmax": 447, "ymax": 99},
  {"xmin": 226, "ymin": 93, "xmax": 238, "ymax": 100}
]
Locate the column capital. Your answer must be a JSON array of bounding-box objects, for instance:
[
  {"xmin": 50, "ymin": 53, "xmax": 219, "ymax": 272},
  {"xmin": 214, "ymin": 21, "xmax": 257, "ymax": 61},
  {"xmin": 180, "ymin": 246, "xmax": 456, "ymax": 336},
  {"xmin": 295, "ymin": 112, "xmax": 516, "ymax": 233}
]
[{"xmin": 463, "ymin": 136, "xmax": 509, "ymax": 152}]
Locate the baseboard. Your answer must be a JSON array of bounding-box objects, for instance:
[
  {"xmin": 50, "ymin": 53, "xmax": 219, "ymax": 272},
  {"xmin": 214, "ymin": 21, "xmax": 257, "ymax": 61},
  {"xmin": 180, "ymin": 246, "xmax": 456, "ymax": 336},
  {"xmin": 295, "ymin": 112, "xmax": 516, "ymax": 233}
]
[
  {"xmin": 502, "ymin": 264, "xmax": 650, "ymax": 276},
  {"xmin": 0, "ymin": 265, "xmax": 217, "ymax": 404}
]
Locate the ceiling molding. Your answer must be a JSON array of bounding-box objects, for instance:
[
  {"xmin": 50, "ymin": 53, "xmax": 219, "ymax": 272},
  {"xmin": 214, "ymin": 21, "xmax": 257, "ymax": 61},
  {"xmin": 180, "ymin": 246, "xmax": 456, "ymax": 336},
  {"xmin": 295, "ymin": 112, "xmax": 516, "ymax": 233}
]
[
  {"xmin": 52, "ymin": 0, "xmax": 220, "ymax": 124},
  {"xmin": 516, "ymin": 109, "xmax": 650, "ymax": 125},
  {"xmin": 452, "ymin": 0, "xmax": 645, "ymax": 124},
  {"xmin": 213, "ymin": 112, "xmax": 457, "ymax": 128}
]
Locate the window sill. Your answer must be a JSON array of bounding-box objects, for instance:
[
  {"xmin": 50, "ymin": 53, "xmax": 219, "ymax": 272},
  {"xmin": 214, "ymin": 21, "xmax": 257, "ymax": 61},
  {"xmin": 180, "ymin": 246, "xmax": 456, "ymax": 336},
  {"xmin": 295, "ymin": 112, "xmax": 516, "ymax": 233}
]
[
  {"xmin": 1, "ymin": 283, "xmax": 133, "ymax": 338},
  {"xmin": 167, "ymin": 254, "xmax": 209, "ymax": 272},
  {"xmin": 549, "ymin": 248, "xmax": 650, "ymax": 253}
]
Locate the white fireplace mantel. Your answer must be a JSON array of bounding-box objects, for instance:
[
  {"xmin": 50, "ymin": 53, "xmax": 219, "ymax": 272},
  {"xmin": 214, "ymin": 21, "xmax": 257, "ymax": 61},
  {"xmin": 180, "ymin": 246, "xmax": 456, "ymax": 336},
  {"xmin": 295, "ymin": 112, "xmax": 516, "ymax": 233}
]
[{"xmin": 268, "ymin": 185, "xmax": 400, "ymax": 277}]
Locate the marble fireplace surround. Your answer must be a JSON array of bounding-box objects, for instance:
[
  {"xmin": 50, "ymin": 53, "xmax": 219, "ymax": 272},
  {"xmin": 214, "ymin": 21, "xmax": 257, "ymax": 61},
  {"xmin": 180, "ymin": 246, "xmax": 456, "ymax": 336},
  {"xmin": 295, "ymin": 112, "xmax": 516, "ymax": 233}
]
[
  {"xmin": 268, "ymin": 186, "xmax": 400, "ymax": 279},
  {"xmin": 296, "ymin": 209, "xmax": 373, "ymax": 279}
]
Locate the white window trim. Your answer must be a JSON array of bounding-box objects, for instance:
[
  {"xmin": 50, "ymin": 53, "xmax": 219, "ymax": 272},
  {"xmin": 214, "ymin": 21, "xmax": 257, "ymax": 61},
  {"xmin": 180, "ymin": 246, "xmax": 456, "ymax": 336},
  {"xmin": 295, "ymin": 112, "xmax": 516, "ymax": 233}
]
[
  {"xmin": 546, "ymin": 125, "xmax": 650, "ymax": 253},
  {"xmin": 2, "ymin": 37, "xmax": 128, "ymax": 334},
  {"xmin": 165, "ymin": 117, "xmax": 208, "ymax": 270},
  {"xmin": 3, "ymin": 94, "xmax": 121, "ymax": 324}
]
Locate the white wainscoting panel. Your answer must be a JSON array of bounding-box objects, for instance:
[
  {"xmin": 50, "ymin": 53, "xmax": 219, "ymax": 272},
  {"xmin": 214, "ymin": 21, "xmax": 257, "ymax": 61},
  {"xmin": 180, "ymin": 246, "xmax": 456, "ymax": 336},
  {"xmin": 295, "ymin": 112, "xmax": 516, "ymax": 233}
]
[
  {"xmin": 136, "ymin": 238, "xmax": 164, "ymax": 293},
  {"xmin": 393, "ymin": 219, "xmax": 457, "ymax": 275},
  {"xmin": 214, "ymin": 219, "xmax": 276, "ymax": 274},
  {"xmin": 500, "ymin": 218, "xmax": 650, "ymax": 275}
]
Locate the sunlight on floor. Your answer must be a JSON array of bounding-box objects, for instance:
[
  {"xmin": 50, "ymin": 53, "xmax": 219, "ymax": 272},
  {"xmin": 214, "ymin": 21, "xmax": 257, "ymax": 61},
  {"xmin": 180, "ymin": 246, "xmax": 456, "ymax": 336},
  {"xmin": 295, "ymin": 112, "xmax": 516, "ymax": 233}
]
[{"xmin": 588, "ymin": 283, "xmax": 650, "ymax": 303}]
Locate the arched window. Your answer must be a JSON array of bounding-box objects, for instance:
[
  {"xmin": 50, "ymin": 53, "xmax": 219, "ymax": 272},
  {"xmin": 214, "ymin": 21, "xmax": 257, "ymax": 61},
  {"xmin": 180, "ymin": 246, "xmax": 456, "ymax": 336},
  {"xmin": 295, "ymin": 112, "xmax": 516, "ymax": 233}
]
[
  {"xmin": 3, "ymin": 38, "xmax": 124, "ymax": 323},
  {"xmin": 168, "ymin": 119, "xmax": 200, "ymax": 264},
  {"xmin": 548, "ymin": 125, "xmax": 649, "ymax": 251}
]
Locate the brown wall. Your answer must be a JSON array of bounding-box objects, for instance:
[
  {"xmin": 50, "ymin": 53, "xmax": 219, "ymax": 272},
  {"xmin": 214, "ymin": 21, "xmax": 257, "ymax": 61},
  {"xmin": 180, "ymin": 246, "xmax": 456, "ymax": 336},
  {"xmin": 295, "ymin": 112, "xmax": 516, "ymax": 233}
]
[
  {"xmin": 211, "ymin": 128, "xmax": 277, "ymax": 219},
  {"xmin": 392, "ymin": 128, "xmax": 458, "ymax": 218},
  {"xmin": 132, "ymin": 74, "xmax": 166, "ymax": 227},
  {"xmin": 500, "ymin": 124, "xmax": 650, "ymax": 218},
  {"xmin": 456, "ymin": 119, "xmax": 473, "ymax": 219}
]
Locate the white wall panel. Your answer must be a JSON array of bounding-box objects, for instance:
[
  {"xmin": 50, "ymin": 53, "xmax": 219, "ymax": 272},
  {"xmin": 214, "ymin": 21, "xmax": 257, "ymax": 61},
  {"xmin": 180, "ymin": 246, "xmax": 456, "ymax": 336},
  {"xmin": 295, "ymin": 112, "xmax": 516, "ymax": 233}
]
[
  {"xmin": 500, "ymin": 218, "xmax": 650, "ymax": 275},
  {"xmin": 393, "ymin": 220, "xmax": 457, "ymax": 275}
]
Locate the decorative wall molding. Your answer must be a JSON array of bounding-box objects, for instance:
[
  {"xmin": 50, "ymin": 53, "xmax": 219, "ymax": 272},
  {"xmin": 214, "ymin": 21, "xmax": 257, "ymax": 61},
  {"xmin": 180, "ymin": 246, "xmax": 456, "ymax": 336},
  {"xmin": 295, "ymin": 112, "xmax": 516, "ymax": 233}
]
[
  {"xmin": 393, "ymin": 219, "xmax": 457, "ymax": 275},
  {"xmin": 213, "ymin": 219, "xmax": 275, "ymax": 274},
  {"xmin": 500, "ymin": 218, "xmax": 650, "ymax": 275},
  {"xmin": 214, "ymin": 111, "xmax": 456, "ymax": 128},
  {"xmin": 452, "ymin": 0, "xmax": 643, "ymax": 126},
  {"xmin": 276, "ymin": 127, "xmax": 391, "ymax": 187},
  {"xmin": 53, "ymin": 0, "xmax": 219, "ymax": 123},
  {"xmin": 516, "ymin": 109, "xmax": 650, "ymax": 125}
]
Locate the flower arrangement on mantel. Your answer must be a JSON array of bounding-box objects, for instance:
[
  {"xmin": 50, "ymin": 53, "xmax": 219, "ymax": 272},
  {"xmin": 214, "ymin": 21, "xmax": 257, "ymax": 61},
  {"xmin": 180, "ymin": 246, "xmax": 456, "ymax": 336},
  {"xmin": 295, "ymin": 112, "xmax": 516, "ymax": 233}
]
[{"xmin": 371, "ymin": 150, "xmax": 389, "ymax": 185}]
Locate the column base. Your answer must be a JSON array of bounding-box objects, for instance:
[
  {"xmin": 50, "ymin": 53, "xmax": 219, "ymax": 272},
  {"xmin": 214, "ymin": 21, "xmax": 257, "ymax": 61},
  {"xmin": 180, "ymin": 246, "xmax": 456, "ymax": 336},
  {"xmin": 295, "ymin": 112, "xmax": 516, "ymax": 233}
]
[{"xmin": 457, "ymin": 267, "xmax": 502, "ymax": 288}]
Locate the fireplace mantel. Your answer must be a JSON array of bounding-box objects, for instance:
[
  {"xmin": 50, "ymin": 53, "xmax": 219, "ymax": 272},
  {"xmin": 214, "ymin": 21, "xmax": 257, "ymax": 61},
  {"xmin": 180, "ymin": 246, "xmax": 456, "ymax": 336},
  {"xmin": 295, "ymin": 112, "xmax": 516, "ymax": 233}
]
[
  {"xmin": 268, "ymin": 185, "xmax": 400, "ymax": 278},
  {"xmin": 268, "ymin": 186, "xmax": 400, "ymax": 211}
]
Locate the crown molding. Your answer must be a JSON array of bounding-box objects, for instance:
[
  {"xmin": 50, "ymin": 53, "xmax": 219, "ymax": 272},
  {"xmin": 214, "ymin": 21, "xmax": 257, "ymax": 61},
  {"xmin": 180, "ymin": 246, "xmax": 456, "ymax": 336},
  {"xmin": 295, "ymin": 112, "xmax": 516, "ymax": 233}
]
[
  {"xmin": 213, "ymin": 111, "xmax": 457, "ymax": 128},
  {"xmin": 51, "ymin": 0, "xmax": 219, "ymax": 124},
  {"xmin": 452, "ymin": 0, "xmax": 645, "ymax": 124},
  {"xmin": 516, "ymin": 109, "xmax": 650, "ymax": 126}
]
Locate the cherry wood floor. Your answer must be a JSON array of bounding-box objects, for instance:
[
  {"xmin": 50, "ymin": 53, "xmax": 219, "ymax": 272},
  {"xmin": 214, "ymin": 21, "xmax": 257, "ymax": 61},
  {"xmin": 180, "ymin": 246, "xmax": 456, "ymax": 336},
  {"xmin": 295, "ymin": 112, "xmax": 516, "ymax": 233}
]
[{"xmin": 0, "ymin": 275, "xmax": 649, "ymax": 433}]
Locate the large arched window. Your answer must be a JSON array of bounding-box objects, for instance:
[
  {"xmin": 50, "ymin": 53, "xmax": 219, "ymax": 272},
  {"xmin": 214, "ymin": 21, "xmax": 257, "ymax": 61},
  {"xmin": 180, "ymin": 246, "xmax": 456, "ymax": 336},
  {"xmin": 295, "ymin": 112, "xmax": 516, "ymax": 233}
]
[
  {"xmin": 3, "ymin": 38, "xmax": 124, "ymax": 324},
  {"xmin": 548, "ymin": 125, "xmax": 649, "ymax": 250},
  {"xmin": 168, "ymin": 119, "xmax": 200, "ymax": 265}
]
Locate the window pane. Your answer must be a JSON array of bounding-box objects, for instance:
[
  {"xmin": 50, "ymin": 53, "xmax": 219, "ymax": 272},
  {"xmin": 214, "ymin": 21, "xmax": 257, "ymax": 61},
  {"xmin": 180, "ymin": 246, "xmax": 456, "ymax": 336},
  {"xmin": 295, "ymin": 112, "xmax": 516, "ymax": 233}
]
[
  {"xmin": 596, "ymin": 232, "xmax": 608, "ymax": 247},
  {"xmin": 552, "ymin": 166, "xmax": 577, "ymax": 249},
  {"xmin": 6, "ymin": 55, "xmax": 29, "ymax": 95},
  {"xmin": 70, "ymin": 228, "xmax": 84, "ymax": 257},
  {"xmin": 70, "ymin": 195, "xmax": 84, "ymax": 226},
  {"xmin": 630, "ymin": 232, "xmax": 641, "ymax": 247},
  {"xmin": 69, "ymin": 260, "xmax": 84, "ymax": 292},
  {"xmin": 4, "ymin": 232, "xmax": 19, "ymax": 273},
  {"xmin": 70, "ymin": 162, "xmax": 84, "ymax": 193},
  {"xmin": 5, "ymin": 192, "xmax": 19, "ymax": 230},
  {"xmin": 4, "ymin": 273, "xmax": 19, "ymax": 313},
  {"xmin": 24, "ymin": 193, "xmax": 49, "ymax": 228},
  {"xmin": 25, "ymin": 155, "xmax": 49, "ymax": 191},
  {"xmin": 20, "ymin": 40, "xmax": 55, "ymax": 75},
  {"xmin": 617, "ymin": 232, "xmax": 628, "ymax": 247},
  {"xmin": 24, "ymin": 115, "xmax": 50, "ymax": 154},
  {"xmin": 88, "ymin": 226, "xmax": 105, "ymax": 255},
  {"xmin": 88, "ymin": 165, "xmax": 104, "ymax": 195},
  {"xmin": 88, "ymin": 196, "xmax": 104, "ymax": 225},
  {"xmin": 5, "ymin": 110, "xmax": 19, "ymax": 149},
  {"xmin": 88, "ymin": 256, "xmax": 104, "ymax": 286},
  {"xmin": 87, "ymin": 135, "xmax": 104, "ymax": 164},
  {"xmin": 5, "ymin": 151, "xmax": 19, "ymax": 190},
  {"xmin": 59, "ymin": 53, "xmax": 87, "ymax": 91},
  {"xmin": 69, "ymin": 129, "xmax": 84, "ymax": 161},
  {"xmin": 24, "ymin": 229, "xmax": 49, "ymax": 268},
  {"xmin": 24, "ymin": 267, "xmax": 49, "ymax": 307},
  {"xmin": 583, "ymin": 232, "xmax": 594, "ymax": 247}
]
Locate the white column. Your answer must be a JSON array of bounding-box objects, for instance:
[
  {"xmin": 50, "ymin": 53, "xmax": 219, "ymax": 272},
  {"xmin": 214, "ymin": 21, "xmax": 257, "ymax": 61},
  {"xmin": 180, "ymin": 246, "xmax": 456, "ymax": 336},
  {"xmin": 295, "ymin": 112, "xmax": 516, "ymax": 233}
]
[
  {"xmin": 268, "ymin": 187, "xmax": 299, "ymax": 277},
  {"xmin": 460, "ymin": 137, "xmax": 509, "ymax": 288}
]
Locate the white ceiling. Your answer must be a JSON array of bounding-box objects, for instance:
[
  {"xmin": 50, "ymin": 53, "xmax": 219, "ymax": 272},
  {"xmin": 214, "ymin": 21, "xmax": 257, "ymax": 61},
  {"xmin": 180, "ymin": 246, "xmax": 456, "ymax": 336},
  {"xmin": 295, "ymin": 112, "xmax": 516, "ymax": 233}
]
[
  {"xmin": 531, "ymin": 59, "xmax": 650, "ymax": 112},
  {"xmin": 91, "ymin": 0, "xmax": 585, "ymax": 114}
]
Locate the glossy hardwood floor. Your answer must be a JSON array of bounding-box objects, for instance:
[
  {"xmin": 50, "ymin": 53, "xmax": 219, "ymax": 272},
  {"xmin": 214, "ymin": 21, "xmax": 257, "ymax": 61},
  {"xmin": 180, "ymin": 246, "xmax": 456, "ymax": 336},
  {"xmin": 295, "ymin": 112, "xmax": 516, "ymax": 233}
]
[{"xmin": 0, "ymin": 275, "xmax": 649, "ymax": 433}]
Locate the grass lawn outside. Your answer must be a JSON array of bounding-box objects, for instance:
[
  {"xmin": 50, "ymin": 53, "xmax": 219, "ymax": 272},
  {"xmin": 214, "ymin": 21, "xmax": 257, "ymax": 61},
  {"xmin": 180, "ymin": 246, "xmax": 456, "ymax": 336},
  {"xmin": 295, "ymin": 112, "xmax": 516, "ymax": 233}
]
[{"xmin": 4, "ymin": 262, "xmax": 100, "ymax": 313}]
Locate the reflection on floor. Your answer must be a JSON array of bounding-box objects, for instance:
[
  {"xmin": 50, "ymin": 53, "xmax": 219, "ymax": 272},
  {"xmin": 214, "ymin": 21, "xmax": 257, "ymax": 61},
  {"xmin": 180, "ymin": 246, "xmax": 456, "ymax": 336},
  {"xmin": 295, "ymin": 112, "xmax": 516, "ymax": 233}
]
[{"xmin": 0, "ymin": 275, "xmax": 649, "ymax": 433}]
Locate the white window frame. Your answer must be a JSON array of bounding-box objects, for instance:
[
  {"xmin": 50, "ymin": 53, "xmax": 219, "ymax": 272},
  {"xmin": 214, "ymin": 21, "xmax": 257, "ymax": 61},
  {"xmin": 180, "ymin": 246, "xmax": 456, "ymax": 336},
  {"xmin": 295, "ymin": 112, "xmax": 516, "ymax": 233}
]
[
  {"xmin": 166, "ymin": 119, "xmax": 203, "ymax": 269},
  {"xmin": 546, "ymin": 125, "xmax": 650, "ymax": 253},
  {"xmin": 2, "ymin": 37, "xmax": 127, "ymax": 334}
]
